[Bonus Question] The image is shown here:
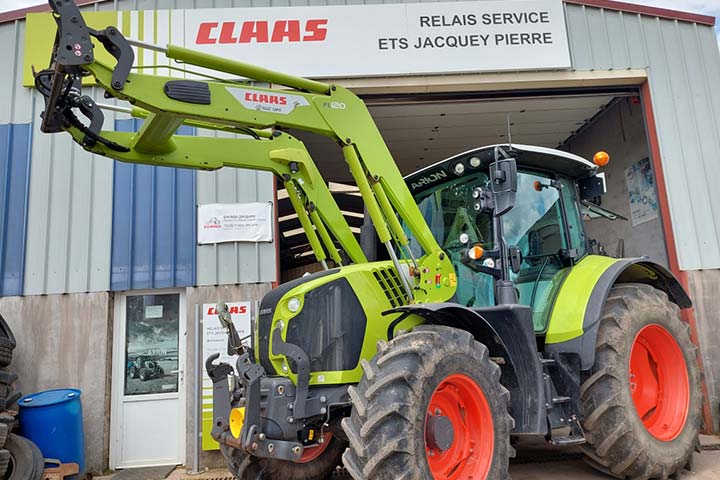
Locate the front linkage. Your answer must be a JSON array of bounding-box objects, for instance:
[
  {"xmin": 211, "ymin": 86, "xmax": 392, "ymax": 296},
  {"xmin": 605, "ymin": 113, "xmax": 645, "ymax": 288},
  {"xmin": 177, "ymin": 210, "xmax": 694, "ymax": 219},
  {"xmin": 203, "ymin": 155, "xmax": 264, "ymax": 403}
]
[{"xmin": 206, "ymin": 302, "xmax": 347, "ymax": 463}]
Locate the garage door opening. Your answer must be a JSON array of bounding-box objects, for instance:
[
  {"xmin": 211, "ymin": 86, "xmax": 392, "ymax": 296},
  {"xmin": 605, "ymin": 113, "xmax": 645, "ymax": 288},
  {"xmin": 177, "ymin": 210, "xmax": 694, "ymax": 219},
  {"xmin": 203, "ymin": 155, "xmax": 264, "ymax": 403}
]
[{"xmin": 277, "ymin": 89, "xmax": 669, "ymax": 282}]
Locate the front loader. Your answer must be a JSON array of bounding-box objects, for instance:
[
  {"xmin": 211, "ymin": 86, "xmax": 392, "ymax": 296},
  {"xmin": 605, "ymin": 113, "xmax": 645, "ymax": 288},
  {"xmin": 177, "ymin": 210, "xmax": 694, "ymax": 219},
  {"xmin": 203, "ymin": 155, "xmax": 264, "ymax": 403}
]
[{"xmin": 37, "ymin": 1, "xmax": 702, "ymax": 479}]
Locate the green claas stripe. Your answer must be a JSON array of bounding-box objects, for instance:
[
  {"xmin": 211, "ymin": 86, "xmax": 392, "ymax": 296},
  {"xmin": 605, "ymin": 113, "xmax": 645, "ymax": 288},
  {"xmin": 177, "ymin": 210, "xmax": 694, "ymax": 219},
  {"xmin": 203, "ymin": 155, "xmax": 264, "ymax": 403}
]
[{"xmin": 545, "ymin": 255, "xmax": 620, "ymax": 344}]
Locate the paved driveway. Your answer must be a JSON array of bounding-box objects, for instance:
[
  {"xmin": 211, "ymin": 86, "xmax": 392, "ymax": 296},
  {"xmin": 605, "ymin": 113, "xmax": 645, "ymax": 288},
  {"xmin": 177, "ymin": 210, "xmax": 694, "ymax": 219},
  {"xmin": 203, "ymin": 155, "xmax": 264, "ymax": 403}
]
[
  {"xmin": 511, "ymin": 451, "xmax": 720, "ymax": 479},
  {"xmin": 160, "ymin": 450, "xmax": 720, "ymax": 480}
]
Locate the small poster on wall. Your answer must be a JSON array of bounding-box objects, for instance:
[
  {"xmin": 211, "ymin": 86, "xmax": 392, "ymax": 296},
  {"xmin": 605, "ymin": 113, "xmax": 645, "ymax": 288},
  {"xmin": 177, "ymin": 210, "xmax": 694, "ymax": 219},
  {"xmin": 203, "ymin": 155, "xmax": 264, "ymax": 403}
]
[
  {"xmin": 201, "ymin": 302, "xmax": 252, "ymax": 450},
  {"xmin": 197, "ymin": 202, "xmax": 273, "ymax": 244},
  {"xmin": 625, "ymin": 157, "xmax": 659, "ymax": 226}
]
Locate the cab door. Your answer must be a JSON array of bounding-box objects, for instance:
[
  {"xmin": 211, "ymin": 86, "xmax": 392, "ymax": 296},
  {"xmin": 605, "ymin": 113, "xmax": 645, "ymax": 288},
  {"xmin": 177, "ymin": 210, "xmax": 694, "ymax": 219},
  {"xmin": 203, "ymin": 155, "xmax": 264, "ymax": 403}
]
[{"xmin": 503, "ymin": 171, "xmax": 583, "ymax": 332}]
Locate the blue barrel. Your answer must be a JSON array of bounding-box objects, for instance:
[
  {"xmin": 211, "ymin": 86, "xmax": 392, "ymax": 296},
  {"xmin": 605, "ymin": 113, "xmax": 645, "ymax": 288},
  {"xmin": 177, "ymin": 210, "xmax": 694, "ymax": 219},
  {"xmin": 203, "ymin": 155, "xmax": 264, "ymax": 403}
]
[{"xmin": 18, "ymin": 389, "xmax": 85, "ymax": 473}]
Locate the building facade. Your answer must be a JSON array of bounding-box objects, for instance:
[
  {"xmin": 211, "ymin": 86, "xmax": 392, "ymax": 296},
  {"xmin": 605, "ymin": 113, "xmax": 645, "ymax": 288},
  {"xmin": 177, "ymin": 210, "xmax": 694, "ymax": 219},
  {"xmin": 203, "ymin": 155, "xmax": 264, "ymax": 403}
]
[{"xmin": 0, "ymin": 0, "xmax": 719, "ymax": 473}]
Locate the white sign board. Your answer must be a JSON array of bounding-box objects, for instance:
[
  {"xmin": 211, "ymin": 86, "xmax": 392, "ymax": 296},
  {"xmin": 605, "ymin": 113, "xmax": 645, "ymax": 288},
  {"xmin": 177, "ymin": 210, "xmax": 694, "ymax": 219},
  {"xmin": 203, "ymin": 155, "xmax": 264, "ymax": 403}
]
[
  {"xmin": 201, "ymin": 302, "xmax": 252, "ymax": 450},
  {"xmin": 197, "ymin": 202, "xmax": 273, "ymax": 244},
  {"xmin": 180, "ymin": 0, "xmax": 570, "ymax": 77}
]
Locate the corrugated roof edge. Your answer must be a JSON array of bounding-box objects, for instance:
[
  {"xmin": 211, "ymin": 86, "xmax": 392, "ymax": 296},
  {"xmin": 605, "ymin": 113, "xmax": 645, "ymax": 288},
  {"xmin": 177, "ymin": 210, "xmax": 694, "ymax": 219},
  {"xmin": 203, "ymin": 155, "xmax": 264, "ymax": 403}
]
[
  {"xmin": 565, "ymin": 0, "xmax": 716, "ymax": 26},
  {"xmin": 0, "ymin": 0, "xmax": 110, "ymax": 24},
  {"xmin": 0, "ymin": 0, "xmax": 715, "ymax": 28}
]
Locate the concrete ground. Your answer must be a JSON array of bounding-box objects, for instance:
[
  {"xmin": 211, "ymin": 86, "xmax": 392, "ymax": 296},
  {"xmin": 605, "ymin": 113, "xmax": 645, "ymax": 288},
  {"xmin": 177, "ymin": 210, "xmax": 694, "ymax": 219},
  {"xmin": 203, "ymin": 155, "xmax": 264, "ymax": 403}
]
[
  {"xmin": 99, "ymin": 437, "xmax": 720, "ymax": 480},
  {"xmin": 160, "ymin": 452, "xmax": 720, "ymax": 480},
  {"xmin": 510, "ymin": 451, "xmax": 720, "ymax": 479}
]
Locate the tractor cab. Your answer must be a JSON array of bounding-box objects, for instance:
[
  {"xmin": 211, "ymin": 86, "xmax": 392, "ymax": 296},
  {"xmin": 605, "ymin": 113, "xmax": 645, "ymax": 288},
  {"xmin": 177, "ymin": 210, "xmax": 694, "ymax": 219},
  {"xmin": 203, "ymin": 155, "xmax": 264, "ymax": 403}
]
[{"xmin": 405, "ymin": 144, "xmax": 607, "ymax": 332}]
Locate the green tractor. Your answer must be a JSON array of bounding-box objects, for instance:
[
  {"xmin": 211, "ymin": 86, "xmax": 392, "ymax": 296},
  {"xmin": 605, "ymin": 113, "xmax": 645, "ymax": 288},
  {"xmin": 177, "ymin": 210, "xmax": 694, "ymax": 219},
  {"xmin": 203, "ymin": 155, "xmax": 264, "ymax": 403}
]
[
  {"xmin": 38, "ymin": 1, "xmax": 701, "ymax": 478},
  {"xmin": 211, "ymin": 145, "xmax": 701, "ymax": 480}
]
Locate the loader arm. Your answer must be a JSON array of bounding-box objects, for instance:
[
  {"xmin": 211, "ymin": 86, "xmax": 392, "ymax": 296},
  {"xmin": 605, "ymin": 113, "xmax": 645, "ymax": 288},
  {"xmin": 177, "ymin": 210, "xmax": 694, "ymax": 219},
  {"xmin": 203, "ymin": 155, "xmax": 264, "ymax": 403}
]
[{"xmin": 38, "ymin": 0, "xmax": 455, "ymax": 303}]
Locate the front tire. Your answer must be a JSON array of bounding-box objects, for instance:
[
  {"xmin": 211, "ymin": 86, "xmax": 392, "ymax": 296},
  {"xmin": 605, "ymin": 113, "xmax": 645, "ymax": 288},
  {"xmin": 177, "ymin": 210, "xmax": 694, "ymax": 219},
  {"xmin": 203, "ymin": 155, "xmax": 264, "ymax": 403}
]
[
  {"xmin": 342, "ymin": 325, "xmax": 513, "ymax": 480},
  {"xmin": 221, "ymin": 433, "xmax": 345, "ymax": 480},
  {"xmin": 580, "ymin": 284, "xmax": 702, "ymax": 479}
]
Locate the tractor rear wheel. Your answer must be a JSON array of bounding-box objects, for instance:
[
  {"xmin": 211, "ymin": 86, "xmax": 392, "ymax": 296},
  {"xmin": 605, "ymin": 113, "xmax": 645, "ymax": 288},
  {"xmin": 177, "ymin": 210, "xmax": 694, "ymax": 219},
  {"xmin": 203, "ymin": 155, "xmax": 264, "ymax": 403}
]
[
  {"xmin": 342, "ymin": 325, "xmax": 513, "ymax": 480},
  {"xmin": 580, "ymin": 284, "xmax": 701, "ymax": 479}
]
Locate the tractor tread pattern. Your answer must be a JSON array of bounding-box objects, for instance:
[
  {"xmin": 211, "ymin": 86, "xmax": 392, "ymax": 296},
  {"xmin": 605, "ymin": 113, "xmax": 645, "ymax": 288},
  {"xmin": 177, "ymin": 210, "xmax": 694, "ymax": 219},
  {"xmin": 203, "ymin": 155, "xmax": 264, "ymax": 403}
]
[
  {"xmin": 342, "ymin": 325, "xmax": 513, "ymax": 480},
  {"xmin": 580, "ymin": 284, "xmax": 702, "ymax": 480}
]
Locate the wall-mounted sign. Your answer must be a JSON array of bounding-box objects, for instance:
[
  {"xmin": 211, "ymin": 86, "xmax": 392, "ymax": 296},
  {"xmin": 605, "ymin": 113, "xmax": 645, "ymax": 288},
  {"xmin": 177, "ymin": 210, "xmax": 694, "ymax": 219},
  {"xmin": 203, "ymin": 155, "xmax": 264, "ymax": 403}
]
[
  {"xmin": 625, "ymin": 157, "xmax": 659, "ymax": 226},
  {"xmin": 197, "ymin": 202, "xmax": 273, "ymax": 245},
  {"xmin": 201, "ymin": 302, "xmax": 252, "ymax": 450},
  {"xmin": 24, "ymin": 1, "xmax": 570, "ymax": 85}
]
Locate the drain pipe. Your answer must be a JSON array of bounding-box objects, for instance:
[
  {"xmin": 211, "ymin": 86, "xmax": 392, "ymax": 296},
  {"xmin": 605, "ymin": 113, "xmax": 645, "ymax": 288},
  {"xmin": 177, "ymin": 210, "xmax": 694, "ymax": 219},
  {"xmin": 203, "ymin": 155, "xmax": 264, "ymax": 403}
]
[{"xmin": 191, "ymin": 303, "xmax": 202, "ymax": 474}]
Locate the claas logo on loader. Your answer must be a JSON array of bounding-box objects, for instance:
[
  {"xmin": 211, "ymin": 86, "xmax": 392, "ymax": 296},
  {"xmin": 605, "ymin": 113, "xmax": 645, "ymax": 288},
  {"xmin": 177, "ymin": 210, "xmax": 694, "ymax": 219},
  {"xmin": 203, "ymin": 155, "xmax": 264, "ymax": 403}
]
[
  {"xmin": 245, "ymin": 92, "xmax": 288, "ymax": 106},
  {"xmin": 195, "ymin": 19, "xmax": 329, "ymax": 44},
  {"xmin": 206, "ymin": 305, "xmax": 248, "ymax": 315}
]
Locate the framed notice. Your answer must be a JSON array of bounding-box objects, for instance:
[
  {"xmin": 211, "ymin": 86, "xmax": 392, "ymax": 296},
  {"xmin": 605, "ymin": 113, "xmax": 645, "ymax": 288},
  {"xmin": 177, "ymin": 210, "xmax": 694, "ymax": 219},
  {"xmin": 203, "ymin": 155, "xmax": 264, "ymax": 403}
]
[{"xmin": 198, "ymin": 202, "xmax": 273, "ymax": 245}]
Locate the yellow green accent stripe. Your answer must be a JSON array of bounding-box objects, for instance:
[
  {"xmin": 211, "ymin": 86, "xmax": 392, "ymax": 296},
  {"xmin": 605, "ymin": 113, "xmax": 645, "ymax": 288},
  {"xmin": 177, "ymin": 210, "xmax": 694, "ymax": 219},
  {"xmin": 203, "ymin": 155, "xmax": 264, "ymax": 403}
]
[{"xmin": 545, "ymin": 255, "xmax": 620, "ymax": 344}]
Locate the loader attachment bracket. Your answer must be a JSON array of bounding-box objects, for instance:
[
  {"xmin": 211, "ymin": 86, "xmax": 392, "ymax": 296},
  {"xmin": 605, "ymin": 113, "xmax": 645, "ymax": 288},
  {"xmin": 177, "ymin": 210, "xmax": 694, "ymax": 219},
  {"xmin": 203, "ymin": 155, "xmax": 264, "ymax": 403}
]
[
  {"xmin": 271, "ymin": 328, "xmax": 310, "ymax": 420},
  {"xmin": 40, "ymin": 0, "xmax": 134, "ymax": 148},
  {"xmin": 48, "ymin": 0, "xmax": 94, "ymax": 72},
  {"xmin": 91, "ymin": 25, "xmax": 134, "ymax": 91}
]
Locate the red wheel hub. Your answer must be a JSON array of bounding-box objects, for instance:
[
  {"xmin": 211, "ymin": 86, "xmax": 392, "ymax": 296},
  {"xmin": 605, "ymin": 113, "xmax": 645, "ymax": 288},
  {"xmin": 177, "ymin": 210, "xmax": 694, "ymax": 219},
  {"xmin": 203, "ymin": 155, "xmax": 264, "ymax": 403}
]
[
  {"xmin": 298, "ymin": 432, "xmax": 332, "ymax": 463},
  {"xmin": 425, "ymin": 374, "xmax": 494, "ymax": 479},
  {"xmin": 629, "ymin": 324, "xmax": 689, "ymax": 441}
]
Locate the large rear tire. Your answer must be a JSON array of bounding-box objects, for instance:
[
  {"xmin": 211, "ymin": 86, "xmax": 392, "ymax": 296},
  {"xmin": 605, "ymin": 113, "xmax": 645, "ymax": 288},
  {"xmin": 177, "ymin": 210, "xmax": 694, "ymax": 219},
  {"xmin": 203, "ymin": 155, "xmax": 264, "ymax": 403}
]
[
  {"xmin": 580, "ymin": 284, "xmax": 702, "ymax": 479},
  {"xmin": 342, "ymin": 325, "xmax": 513, "ymax": 480}
]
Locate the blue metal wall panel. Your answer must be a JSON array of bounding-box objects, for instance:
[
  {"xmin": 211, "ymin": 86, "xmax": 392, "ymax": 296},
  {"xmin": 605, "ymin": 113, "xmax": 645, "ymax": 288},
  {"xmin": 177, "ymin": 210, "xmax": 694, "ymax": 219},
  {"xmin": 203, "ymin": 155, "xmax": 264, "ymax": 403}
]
[
  {"xmin": 111, "ymin": 119, "xmax": 196, "ymax": 291},
  {"xmin": 0, "ymin": 124, "xmax": 31, "ymax": 296}
]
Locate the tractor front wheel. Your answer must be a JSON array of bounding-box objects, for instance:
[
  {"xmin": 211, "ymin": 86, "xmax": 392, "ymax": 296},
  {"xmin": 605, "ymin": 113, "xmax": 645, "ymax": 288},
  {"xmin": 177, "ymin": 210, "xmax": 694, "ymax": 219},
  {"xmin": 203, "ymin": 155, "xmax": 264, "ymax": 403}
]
[
  {"xmin": 580, "ymin": 284, "xmax": 702, "ymax": 478},
  {"xmin": 221, "ymin": 430, "xmax": 345, "ymax": 479},
  {"xmin": 342, "ymin": 325, "xmax": 513, "ymax": 480}
]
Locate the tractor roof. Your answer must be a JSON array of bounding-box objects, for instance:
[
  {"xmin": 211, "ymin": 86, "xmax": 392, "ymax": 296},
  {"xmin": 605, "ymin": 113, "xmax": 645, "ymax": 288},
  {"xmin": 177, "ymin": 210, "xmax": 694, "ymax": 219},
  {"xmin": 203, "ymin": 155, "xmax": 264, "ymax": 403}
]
[
  {"xmin": 409, "ymin": 144, "xmax": 595, "ymax": 181},
  {"xmin": 405, "ymin": 144, "xmax": 597, "ymax": 196},
  {"xmin": 486, "ymin": 144, "xmax": 597, "ymax": 178}
]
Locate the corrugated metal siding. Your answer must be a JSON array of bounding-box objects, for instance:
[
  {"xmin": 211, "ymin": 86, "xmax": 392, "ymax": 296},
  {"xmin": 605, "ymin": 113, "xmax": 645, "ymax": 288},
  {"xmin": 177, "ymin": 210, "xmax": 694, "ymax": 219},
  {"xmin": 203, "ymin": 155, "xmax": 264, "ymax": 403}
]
[
  {"xmin": 111, "ymin": 119, "xmax": 196, "ymax": 290},
  {"xmin": 0, "ymin": 19, "xmax": 32, "ymax": 124},
  {"xmin": 0, "ymin": 124, "xmax": 31, "ymax": 296},
  {"xmin": 564, "ymin": 3, "xmax": 720, "ymax": 270},
  {"xmin": 23, "ymin": 92, "xmax": 115, "ymax": 295},
  {"xmin": 8, "ymin": 0, "xmax": 120, "ymax": 295},
  {"xmin": 104, "ymin": 0, "xmax": 720, "ymax": 272},
  {"xmin": 196, "ymin": 131, "xmax": 277, "ymax": 286},
  {"xmin": 1, "ymin": 0, "xmax": 717, "ymax": 294}
]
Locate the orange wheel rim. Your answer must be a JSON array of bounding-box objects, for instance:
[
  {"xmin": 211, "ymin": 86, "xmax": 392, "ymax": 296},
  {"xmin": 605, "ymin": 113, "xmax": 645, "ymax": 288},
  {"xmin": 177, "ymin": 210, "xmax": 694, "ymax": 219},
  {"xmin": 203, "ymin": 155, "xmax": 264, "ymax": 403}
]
[
  {"xmin": 298, "ymin": 431, "xmax": 332, "ymax": 463},
  {"xmin": 629, "ymin": 324, "xmax": 690, "ymax": 441},
  {"xmin": 425, "ymin": 374, "xmax": 494, "ymax": 479}
]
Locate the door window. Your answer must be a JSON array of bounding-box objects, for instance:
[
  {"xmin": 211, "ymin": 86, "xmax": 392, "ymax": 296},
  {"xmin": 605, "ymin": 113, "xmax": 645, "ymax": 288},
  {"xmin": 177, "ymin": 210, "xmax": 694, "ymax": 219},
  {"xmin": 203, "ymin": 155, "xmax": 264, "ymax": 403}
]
[
  {"xmin": 559, "ymin": 177, "xmax": 587, "ymax": 257},
  {"xmin": 124, "ymin": 294, "xmax": 180, "ymax": 396},
  {"xmin": 503, "ymin": 172, "xmax": 569, "ymax": 332}
]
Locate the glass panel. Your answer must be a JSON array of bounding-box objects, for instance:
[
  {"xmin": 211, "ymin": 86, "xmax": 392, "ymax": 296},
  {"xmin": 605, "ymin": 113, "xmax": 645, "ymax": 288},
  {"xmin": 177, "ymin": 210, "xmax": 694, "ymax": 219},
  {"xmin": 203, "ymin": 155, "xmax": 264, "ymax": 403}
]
[
  {"xmin": 504, "ymin": 172, "xmax": 569, "ymax": 332},
  {"xmin": 405, "ymin": 172, "xmax": 496, "ymax": 307},
  {"xmin": 125, "ymin": 294, "xmax": 180, "ymax": 396},
  {"xmin": 559, "ymin": 177, "xmax": 587, "ymax": 257}
]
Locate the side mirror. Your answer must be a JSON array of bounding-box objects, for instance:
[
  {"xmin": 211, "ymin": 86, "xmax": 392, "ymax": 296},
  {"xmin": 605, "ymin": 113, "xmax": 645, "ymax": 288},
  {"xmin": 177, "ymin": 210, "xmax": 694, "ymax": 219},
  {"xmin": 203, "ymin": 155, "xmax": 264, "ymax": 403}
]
[
  {"xmin": 490, "ymin": 148, "xmax": 517, "ymax": 216},
  {"xmin": 508, "ymin": 245, "xmax": 523, "ymax": 274},
  {"xmin": 578, "ymin": 173, "xmax": 606, "ymax": 201}
]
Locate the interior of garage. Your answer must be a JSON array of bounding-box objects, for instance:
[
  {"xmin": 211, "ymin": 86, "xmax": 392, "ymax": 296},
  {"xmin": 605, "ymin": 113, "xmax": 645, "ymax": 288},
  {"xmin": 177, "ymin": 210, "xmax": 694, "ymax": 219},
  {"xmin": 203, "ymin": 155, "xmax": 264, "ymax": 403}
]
[{"xmin": 277, "ymin": 88, "xmax": 669, "ymax": 281}]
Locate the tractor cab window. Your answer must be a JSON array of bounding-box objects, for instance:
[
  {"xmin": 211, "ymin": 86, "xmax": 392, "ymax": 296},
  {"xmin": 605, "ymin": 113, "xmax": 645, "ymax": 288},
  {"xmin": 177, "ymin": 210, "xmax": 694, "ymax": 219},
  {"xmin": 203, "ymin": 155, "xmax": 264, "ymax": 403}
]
[
  {"xmin": 406, "ymin": 172, "xmax": 496, "ymax": 307},
  {"xmin": 503, "ymin": 171, "xmax": 571, "ymax": 332}
]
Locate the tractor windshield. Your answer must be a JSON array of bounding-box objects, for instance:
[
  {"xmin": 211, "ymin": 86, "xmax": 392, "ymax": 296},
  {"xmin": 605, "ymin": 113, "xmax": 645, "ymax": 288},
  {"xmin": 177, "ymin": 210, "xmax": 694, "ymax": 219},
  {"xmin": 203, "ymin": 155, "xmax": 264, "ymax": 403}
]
[{"xmin": 404, "ymin": 172, "xmax": 496, "ymax": 307}]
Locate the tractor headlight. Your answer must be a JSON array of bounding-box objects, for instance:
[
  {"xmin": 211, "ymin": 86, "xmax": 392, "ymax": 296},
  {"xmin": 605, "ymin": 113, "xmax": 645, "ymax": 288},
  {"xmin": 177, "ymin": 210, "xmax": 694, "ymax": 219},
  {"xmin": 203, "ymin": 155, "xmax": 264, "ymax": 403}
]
[{"xmin": 287, "ymin": 297, "xmax": 301, "ymax": 313}]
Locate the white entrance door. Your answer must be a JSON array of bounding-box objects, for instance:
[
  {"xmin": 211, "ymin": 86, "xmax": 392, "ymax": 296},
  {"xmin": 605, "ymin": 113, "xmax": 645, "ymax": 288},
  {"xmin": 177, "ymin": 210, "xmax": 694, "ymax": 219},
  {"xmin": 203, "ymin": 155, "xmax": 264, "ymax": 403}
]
[{"xmin": 110, "ymin": 291, "xmax": 186, "ymax": 469}]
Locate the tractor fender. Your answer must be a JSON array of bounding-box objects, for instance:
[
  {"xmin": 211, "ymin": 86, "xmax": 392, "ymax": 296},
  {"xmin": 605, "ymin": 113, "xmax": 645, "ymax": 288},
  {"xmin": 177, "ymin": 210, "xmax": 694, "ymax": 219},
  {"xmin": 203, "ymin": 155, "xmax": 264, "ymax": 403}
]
[
  {"xmin": 545, "ymin": 257, "xmax": 691, "ymax": 370},
  {"xmin": 386, "ymin": 302, "xmax": 547, "ymax": 435}
]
